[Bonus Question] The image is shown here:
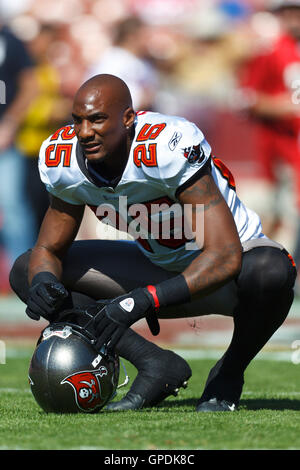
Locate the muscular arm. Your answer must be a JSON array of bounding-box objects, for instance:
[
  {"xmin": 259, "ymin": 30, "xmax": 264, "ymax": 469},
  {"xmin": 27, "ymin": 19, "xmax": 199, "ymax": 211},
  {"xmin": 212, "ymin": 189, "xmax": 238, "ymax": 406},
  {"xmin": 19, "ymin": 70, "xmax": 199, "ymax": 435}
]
[
  {"xmin": 179, "ymin": 170, "xmax": 242, "ymax": 297},
  {"xmin": 93, "ymin": 168, "xmax": 243, "ymax": 346},
  {"xmin": 28, "ymin": 195, "xmax": 85, "ymax": 284}
]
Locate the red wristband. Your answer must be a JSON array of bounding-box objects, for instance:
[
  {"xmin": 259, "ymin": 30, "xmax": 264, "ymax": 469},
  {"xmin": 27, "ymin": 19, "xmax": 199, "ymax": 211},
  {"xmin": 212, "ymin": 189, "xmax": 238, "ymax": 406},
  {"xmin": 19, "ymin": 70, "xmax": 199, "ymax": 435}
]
[
  {"xmin": 146, "ymin": 285, "xmax": 160, "ymax": 310},
  {"xmin": 147, "ymin": 275, "xmax": 190, "ymax": 309}
]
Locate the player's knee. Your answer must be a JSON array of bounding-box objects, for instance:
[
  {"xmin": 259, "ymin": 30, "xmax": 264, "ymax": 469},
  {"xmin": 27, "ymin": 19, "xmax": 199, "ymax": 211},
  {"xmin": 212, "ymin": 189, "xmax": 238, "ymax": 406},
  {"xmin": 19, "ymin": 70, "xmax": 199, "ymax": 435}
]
[
  {"xmin": 9, "ymin": 250, "xmax": 31, "ymax": 302},
  {"xmin": 238, "ymin": 247, "xmax": 296, "ymax": 296},
  {"xmin": 260, "ymin": 256, "xmax": 295, "ymax": 294}
]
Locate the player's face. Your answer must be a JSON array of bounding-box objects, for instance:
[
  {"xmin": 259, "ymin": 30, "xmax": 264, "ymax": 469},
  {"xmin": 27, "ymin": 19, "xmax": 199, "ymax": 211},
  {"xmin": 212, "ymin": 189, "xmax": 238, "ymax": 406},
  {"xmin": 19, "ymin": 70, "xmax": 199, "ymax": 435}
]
[{"xmin": 72, "ymin": 88, "xmax": 134, "ymax": 164}]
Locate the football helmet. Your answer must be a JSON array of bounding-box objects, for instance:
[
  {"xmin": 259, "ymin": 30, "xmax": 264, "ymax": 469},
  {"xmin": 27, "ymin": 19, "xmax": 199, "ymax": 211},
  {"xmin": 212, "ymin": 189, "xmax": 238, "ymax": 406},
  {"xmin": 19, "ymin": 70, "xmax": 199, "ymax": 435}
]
[{"xmin": 28, "ymin": 309, "xmax": 120, "ymax": 413}]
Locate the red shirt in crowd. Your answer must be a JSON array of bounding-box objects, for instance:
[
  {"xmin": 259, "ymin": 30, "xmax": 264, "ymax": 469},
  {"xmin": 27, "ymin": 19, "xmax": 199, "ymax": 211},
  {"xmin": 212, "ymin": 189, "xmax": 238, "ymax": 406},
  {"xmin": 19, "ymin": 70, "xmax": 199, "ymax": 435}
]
[{"xmin": 241, "ymin": 34, "xmax": 300, "ymax": 200}]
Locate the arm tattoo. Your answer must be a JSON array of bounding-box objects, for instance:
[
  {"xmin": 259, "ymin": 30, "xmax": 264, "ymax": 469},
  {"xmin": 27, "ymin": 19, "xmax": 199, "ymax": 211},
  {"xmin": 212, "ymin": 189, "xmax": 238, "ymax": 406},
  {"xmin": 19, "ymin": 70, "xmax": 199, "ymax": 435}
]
[{"xmin": 182, "ymin": 175, "xmax": 223, "ymax": 211}]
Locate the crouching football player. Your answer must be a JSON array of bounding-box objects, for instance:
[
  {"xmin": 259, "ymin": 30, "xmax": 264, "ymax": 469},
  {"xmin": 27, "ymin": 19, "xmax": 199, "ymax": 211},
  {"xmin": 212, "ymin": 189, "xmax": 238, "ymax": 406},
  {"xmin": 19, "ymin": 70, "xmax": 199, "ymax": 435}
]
[{"xmin": 9, "ymin": 74, "xmax": 297, "ymax": 412}]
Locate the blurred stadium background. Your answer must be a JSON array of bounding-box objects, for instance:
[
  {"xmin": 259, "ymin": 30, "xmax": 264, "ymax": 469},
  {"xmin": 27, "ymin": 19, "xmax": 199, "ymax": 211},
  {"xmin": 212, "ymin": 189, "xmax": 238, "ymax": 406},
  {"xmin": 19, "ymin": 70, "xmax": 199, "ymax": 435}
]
[{"xmin": 0, "ymin": 0, "xmax": 300, "ymax": 358}]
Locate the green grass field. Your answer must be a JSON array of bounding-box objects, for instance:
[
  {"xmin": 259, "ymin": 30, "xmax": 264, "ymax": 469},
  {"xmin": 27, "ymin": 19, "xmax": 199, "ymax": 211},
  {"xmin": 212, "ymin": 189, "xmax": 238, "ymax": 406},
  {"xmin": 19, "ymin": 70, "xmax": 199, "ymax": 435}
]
[{"xmin": 0, "ymin": 343, "xmax": 299, "ymax": 451}]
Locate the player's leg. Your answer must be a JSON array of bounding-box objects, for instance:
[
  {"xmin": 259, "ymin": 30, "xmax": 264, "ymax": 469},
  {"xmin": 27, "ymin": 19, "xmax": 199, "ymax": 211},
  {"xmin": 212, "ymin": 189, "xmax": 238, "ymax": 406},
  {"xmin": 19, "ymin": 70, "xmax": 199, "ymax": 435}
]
[
  {"xmin": 9, "ymin": 240, "xmax": 192, "ymax": 409},
  {"xmin": 60, "ymin": 239, "xmax": 239, "ymax": 319},
  {"xmin": 12, "ymin": 240, "xmax": 294, "ymax": 411},
  {"xmin": 56, "ymin": 239, "xmax": 239, "ymax": 409},
  {"xmin": 64, "ymin": 241, "xmax": 193, "ymax": 408},
  {"xmin": 196, "ymin": 246, "xmax": 296, "ymax": 412}
]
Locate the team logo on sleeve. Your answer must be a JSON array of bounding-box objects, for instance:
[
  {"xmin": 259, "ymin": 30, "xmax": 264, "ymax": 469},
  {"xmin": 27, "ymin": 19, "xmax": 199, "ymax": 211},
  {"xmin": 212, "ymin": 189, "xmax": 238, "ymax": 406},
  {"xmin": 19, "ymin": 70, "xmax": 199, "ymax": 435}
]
[
  {"xmin": 61, "ymin": 367, "xmax": 108, "ymax": 412},
  {"xmin": 182, "ymin": 144, "xmax": 204, "ymax": 164}
]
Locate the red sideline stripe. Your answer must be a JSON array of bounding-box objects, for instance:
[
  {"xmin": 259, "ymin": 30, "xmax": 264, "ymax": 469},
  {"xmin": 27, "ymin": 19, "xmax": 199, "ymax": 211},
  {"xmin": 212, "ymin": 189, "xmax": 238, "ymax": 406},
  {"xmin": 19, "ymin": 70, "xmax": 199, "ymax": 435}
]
[{"xmin": 146, "ymin": 285, "xmax": 160, "ymax": 309}]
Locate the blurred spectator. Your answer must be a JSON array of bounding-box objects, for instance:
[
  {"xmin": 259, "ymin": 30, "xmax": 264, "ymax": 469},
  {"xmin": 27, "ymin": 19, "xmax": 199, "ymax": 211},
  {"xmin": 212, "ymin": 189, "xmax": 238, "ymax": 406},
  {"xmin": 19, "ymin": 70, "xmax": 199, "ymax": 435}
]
[
  {"xmin": 159, "ymin": 7, "xmax": 255, "ymax": 134},
  {"xmin": 173, "ymin": 22, "xmax": 251, "ymax": 105},
  {"xmin": 85, "ymin": 16, "xmax": 159, "ymax": 111},
  {"xmin": 16, "ymin": 23, "xmax": 72, "ymax": 233},
  {"xmin": 0, "ymin": 19, "xmax": 38, "ymax": 289},
  {"xmin": 240, "ymin": 1, "xmax": 300, "ymax": 266}
]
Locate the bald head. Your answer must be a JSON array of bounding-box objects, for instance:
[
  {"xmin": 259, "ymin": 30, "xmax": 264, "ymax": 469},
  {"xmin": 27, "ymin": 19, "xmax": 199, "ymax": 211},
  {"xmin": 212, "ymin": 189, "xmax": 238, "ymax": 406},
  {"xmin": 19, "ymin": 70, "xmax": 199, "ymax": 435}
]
[
  {"xmin": 72, "ymin": 74, "xmax": 135, "ymax": 168},
  {"xmin": 74, "ymin": 74, "xmax": 133, "ymax": 111}
]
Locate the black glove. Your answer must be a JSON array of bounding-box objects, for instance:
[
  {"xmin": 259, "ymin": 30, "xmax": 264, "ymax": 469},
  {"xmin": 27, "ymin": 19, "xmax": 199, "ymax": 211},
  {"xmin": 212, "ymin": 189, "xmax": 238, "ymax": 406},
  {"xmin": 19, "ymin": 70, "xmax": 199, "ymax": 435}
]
[
  {"xmin": 94, "ymin": 287, "xmax": 158, "ymax": 351},
  {"xmin": 26, "ymin": 272, "xmax": 69, "ymax": 321},
  {"xmin": 93, "ymin": 275, "xmax": 191, "ymax": 351}
]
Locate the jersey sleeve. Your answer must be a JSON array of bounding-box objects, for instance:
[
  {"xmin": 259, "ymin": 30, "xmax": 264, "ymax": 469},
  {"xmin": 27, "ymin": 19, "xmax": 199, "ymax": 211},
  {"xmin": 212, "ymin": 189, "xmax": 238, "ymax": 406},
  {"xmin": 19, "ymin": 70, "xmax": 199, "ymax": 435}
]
[
  {"xmin": 38, "ymin": 130, "xmax": 85, "ymax": 205},
  {"xmin": 143, "ymin": 118, "xmax": 212, "ymax": 201}
]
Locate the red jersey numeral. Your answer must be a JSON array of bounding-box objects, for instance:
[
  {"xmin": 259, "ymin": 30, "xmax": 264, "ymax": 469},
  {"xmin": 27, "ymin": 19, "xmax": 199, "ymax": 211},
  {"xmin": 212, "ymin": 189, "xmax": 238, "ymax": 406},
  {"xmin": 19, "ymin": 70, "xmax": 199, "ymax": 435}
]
[
  {"xmin": 45, "ymin": 143, "xmax": 72, "ymax": 167},
  {"xmin": 133, "ymin": 122, "xmax": 166, "ymax": 168},
  {"xmin": 89, "ymin": 195, "xmax": 191, "ymax": 253},
  {"xmin": 50, "ymin": 125, "xmax": 76, "ymax": 141},
  {"xmin": 136, "ymin": 123, "xmax": 166, "ymax": 142},
  {"xmin": 140, "ymin": 196, "xmax": 190, "ymax": 250},
  {"xmin": 133, "ymin": 143, "xmax": 157, "ymax": 167}
]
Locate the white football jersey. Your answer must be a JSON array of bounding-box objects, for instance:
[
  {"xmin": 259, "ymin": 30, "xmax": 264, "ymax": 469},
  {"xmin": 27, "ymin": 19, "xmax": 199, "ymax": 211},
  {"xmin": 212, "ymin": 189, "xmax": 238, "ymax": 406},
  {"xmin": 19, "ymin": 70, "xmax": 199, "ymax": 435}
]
[{"xmin": 38, "ymin": 111, "xmax": 264, "ymax": 271}]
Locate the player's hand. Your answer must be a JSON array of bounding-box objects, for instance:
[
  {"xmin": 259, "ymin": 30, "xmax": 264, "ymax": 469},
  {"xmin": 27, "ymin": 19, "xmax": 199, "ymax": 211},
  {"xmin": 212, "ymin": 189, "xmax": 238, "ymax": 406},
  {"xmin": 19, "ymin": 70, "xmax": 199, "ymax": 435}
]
[
  {"xmin": 26, "ymin": 274, "xmax": 69, "ymax": 321},
  {"xmin": 94, "ymin": 288, "xmax": 156, "ymax": 350}
]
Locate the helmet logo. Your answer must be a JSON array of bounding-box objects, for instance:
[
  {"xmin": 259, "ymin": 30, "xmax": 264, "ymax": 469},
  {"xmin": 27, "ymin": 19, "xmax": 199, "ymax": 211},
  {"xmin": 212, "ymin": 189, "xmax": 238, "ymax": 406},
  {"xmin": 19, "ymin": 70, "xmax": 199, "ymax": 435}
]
[{"xmin": 61, "ymin": 366, "xmax": 108, "ymax": 412}]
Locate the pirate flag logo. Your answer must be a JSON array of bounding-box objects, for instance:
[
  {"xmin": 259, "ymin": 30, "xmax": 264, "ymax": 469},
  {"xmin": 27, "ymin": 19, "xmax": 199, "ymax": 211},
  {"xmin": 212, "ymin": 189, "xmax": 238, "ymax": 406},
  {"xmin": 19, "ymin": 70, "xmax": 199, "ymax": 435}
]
[
  {"xmin": 182, "ymin": 144, "xmax": 204, "ymax": 164},
  {"xmin": 61, "ymin": 366, "xmax": 108, "ymax": 412}
]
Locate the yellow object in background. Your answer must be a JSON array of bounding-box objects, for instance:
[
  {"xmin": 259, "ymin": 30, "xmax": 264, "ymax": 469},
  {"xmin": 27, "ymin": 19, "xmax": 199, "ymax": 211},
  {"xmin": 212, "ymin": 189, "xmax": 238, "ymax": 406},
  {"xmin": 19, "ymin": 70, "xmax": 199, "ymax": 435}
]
[{"xmin": 16, "ymin": 63, "xmax": 71, "ymax": 158}]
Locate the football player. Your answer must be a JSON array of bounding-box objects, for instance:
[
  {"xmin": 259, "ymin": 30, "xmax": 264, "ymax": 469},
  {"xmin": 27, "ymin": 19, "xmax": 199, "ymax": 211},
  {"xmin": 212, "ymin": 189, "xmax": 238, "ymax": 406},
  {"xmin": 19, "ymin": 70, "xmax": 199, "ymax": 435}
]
[{"xmin": 10, "ymin": 74, "xmax": 296, "ymax": 412}]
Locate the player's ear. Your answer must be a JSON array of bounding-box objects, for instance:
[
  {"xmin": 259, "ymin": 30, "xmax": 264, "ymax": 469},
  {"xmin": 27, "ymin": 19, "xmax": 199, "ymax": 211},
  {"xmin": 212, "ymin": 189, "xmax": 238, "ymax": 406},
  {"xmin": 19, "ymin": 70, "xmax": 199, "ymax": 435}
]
[{"xmin": 123, "ymin": 107, "xmax": 135, "ymax": 129}]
